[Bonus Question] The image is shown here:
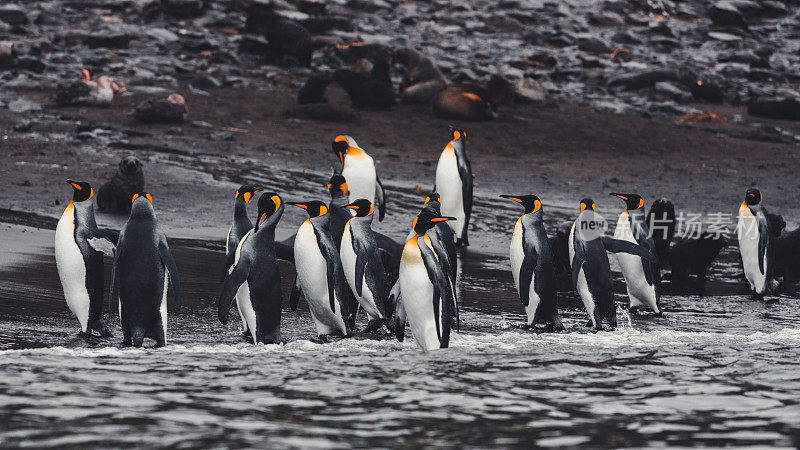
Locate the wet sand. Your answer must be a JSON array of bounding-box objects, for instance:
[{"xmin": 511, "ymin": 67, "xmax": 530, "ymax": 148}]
[{"xmin": 1, "ymin": 86, "xmax": 800, "ymax": 245}]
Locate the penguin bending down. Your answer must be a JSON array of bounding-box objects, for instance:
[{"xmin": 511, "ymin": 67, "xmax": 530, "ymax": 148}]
[
  {"xmin": 435, "ymin": 127, "xmax": 473, "ymax": 246},
  {"xmin": 288, "ymin": 200, "xmax": 352, "ymax": 339},
  {"xmin": 397, "ymin": 209, "xmax": 457, "ymax": 350},
  {"xmin": 219, "ymin": 193, "xmax": 285, "ymax": 344},
  {"xmin": 221, "ymin": 185, "xmax": 263, "ymax": 338},
  {"xmin": 611, "ymin": 193, "xmax": 662, "ymax": 315},
  {"xmin": 500, "ymin": 194, "xmax": 565, "ymax": 331},
  {"xmin": 340, "ymin": 199, "xmax": 391, "ymax": 332},
  {"xmin": 737, "ymin": 188, "xmax": 779, "ymax": 297},
  {"xmin": 332, "ymin": 135, "xmax": 386, "ymax": 221},
  {"xmin": 55, "ymin": 180, "xmax": 118, "ymax": 337},
  {"xmin": 569, "ymin": 199, "xmax": 656, "ymax": 330},
  {"xmin": 110, "ymin": 193, "xmax": 181, "ymax": 347}
]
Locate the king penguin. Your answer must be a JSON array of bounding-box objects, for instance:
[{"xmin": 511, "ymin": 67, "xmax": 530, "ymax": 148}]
[
  {"xmin": 221, "ymin": 184, "xmax": 263, "ymax": 338},
  {"xmin": 288, "ymin": 200, "xmax": 352, "ymax": 340},
  {"xmin": 737, "ymin": 188, "xmax": 779, "ymax": 297},
  {"xmin": 500, "ymin": 194, "xmax": 565, "ymax": 331},
  {"xmin": 55, "ymin": 180, "xmax": 118, "ymax": 337},
  {"xmin": 339, "ymin": 198, "xmax": 391, "ymax": 332},
  {"xmin": 110, "ymin": 193, "xmax": 181, "ymax": 347},
  {"xmin": 568, "ymin": 199, "xmax": 656, "ymax": 330},
  {"xmin": 390, "ymin": 193, "xmax": 459, "ymax": 331},
  {"xmin": 396, "ymin": 208, "xmax": 456, "ymax": 350},
  {"xmin": 332, "ymin": 135, "xmax": 386, "ymax": 221},
  {"xmin": 610, "ymin": 193, "xmax": 662, "ymax": 315},
  {"xmin": 219, "ymin": 192, "xmax": 285, "ymax": 344},
  {"xmin": 435, "ymin": 126, "xmax": 473, "ymax": 246}
]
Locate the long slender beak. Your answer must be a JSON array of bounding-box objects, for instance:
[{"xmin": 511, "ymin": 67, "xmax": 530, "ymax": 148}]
[
  {"xmin": 344, "ymin": 205, "xmax": 359, "ymax": 210},
  {"xmin": 499, "ymin": 194, "xmax": 523, "ymax": 203},
  {"xmin": 338, "ymin": 152, "xmax": 344, "ymax": 163},
  {"xmin": 287, "ymin": 202, "xmax": 308, "ymax": 210},
  {"xmin": 609, "ymin": 193, "xmax": 628, "ymax": 200},
  {"xmin": 65, "ymin": 179, "xmax": 74, "ymax": 185},
  {"xmin": 431, "ymin": 216, "xmax": 457, "ymax": 222}
]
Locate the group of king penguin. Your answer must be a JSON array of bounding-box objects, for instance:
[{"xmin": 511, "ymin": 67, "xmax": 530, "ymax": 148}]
[{"xmin": 53, "ymin": 125, "xmax": 784, "ymax": 350}]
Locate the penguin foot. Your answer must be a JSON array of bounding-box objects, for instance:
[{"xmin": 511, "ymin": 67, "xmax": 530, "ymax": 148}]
[
  {"xmin": 92, "ymin": 319, "xmax": 113, "ymax": 338},
  {"xmin": 629, "ymin": 306, "xmax": 641, "ymax": 315},
  {"xmin": 764, "ymin": 297, "xmax": 780, "ymax": 304},
  {"xmin": 242, "ymin": 331, "xmax": 254, "ymax": 344},
  {"xmin": 363, "ymin": 319, "xmax": 387, "ymax": 334},
  {"xmin": 585, "ymin": 320, "xmax": 594, "ymax": 328},
  {"xmin": 313, "ymin": 334, "xmax": 330, "ymax": 344}
]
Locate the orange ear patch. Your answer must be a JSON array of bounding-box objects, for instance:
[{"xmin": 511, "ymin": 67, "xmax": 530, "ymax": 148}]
[
  {"xmin": 131, "ymin": 193, "xmax": 139, "ymax": 203},
  {"xmin": 638, "ymin": 198, "xmax": 644, "ymax": 209},
  {"xmin": 145, "ymin": 193, "xmax": 153, "ymax": 205},
  {"xmin": 452, "ymin": 130, "xmax": 461, "ymax": 141}
]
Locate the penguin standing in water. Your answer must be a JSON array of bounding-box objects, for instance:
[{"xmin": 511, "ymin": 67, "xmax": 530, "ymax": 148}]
[
  {"xmin": 289, "ymin": 200, "xmax": 352, "ymax": 340},
  {"xmin": 55, "ymin": 180, "xmax": 118, "ymax": 337},
  {"xmin": 221, "ymin": 185, "xmax": 263, "ymax": 338},
  {"xmin": 737, "ymin": 188, "xmax": 779, "ymax": 297},
  {"xmin": 339, "ymin": 199, "xmax": 391, "ymax": 332},
  {"xmin": 435, "ymin": 126, "xmax": 473, "ymax": 246},
  {"xmin": 610, "ymin": 193, "xmax": 662, "ymax": 315},
  {"xmin": 397, "ymin": 209, "xmax": 456, "ymax": 350},
  {"xmin": 390, "ymin": 193, "xmax": 459, "ymax": 327},
  {"xmin": 110, "ymin": 193, "xmax": 181, "ymax": 347},
  {"xmin": 219, "ymin": 193, "xmax": 285, "ymax": 344},
  {"xmin": 500, "ymin": 194, "xmax": 564, "ymax": 331},
  {"xmin": 568, "ymin": 199, "xmax": 656, "ymax": 330},
  {"xmin": 332, "ymin": 135, "xmax": 386, "ymax": 221}
]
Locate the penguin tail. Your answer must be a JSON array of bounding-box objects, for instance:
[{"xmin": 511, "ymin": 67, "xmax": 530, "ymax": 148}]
[{"xmin": 131, "ymin": 327, "xmax": 146, "ymax": 348}]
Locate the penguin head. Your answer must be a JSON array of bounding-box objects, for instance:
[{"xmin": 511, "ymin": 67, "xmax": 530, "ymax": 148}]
[
  {"xmin": 411, "ymin": 209, "xmax": 456, "ymax": 236},
  {"xmin": 131, "ymin": 192, "xmax": 154, "ymax": 206},
  {"xmin": 332, "ymin": 135, "xmax": 358, "ymax": 163},
  {"xmin": 744, "ymin": 188, "xmax": 762, "ymax": 206},
  {"xmin": 500, "ymin": 194, "xmax": 541, "ymax": 214},
  {"xmin": 235, "ymin": 185, "xmax": 263, "ymax": 205},
  {"xmin": 288, "ymin": 200, "xmax": 328, "ymax": 218},
  {"xmin": 610, "ymin": 193, "xmax": 644, "ymax": 211},
  {"xmin": 255, "ymin": 192, "xmax": 283, "ymax": 230},
  {"xmin": 327, "ymin": 174, "xmax": 350, "ymax": 198},
  {"xmin": 449, "ymin": 126, "xmax": 467, "ymax": 143},
  {"xmin": 66, "ymin": 179, "xmax": 93, "ymax": 202},
  {"xmin": 579, "ymin": 198, "xmax": 596, "ymax": 212},
  {"xmin": 344, "ymin": 199, "xmax": 373, "ymax": 217},
  {"xmin": 423, "ymin": 192, "xmax": 441, "ymax": 206}
]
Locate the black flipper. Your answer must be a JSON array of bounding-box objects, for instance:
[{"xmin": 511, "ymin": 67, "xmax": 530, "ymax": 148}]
[
  {"xmin": 428, "ymin": 232, "xmax": 458, "ymax": 330},
  {"xmin": 455, "ymin": 148, "xmax": 473, "ymax": 245},
  {"xmin": 375, "ymin": 175, "xmax": 386, "ymax": 221},
  {"xmin": 107, "ymin": 244, "xmax": 122, "ymax": 312},
  {"xmin": 289, "ymin": 275, "xmax": 301, "ymax": 311},
  {"xmin": 394, "ymin": 296, "xmax": 406, "ymax": 342},
  {"xmin": 601, "ymin": 237, "xmax": 656, "ymax": 262},
  {"xmin": 218, "ymin": 259, "xmax": 250, "ymax": 325},
  {"xmin": 159, "ymin": 239, "xmax": 182, "ymax": 311},
  {"xmin": 757, "ymin": 215, "xmax": 770, "ymax": 276},
  {"xmin": 519, "ymin": 248, "xmax": 538, "ymax": 308},
  {"xmin": 417, "ymin": 236, "xmax": 454, "ymax": 347},
  {"xmin": 353, "ymin": 231, "xmax": 368, "ymax": 298},
  {"xmin": 220, "ymin": 249, "xmax": 237, "ymax": 282}
]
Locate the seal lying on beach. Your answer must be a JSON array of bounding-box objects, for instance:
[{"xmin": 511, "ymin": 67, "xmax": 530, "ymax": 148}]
[
  {"xmin": 131, "ymin": 94, "xmax": 187, "ymax": 124},
  {"xmin": 394, "ymin": 48, "xmax": 447, "ymax": 105},
  {"xmin": 96, "ymin": 156, "xmax": 145, "ymax": 214}
]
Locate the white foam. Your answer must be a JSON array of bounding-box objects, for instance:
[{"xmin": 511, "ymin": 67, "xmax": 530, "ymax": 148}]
[{"xmin": 3, "ymin": 327, "xmax": 800, "ymax": 358}]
